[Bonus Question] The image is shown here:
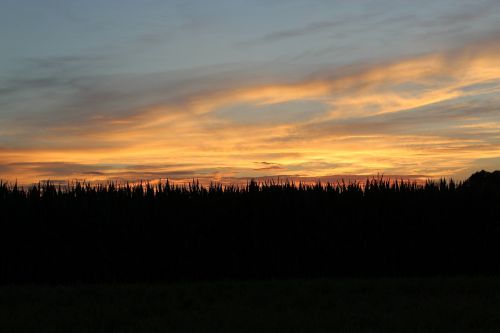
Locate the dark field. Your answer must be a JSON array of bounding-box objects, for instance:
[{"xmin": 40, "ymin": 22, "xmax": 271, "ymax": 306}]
[
  {"xmin": 1, "ymin": 277, "xmax": 500, "ymax": 332},
  {"xmin": 2, "ymin": 171, "xmax": 500, "ymax": 283}
]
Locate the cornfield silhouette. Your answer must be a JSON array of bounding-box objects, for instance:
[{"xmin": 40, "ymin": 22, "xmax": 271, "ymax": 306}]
[{"xmin": 1, "ymin": 171, "xmax": 499, "ymax": 284}]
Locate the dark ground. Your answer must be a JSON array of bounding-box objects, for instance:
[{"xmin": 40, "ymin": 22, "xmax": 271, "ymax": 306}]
[{"xmin": 1, "ymin": 276, "xmax": 499, "ymax": 332}]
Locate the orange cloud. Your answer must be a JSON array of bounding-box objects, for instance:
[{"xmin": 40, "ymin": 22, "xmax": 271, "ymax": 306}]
[{"xmin": 2, "ymin": 39, "xmax": 500, "ymax": 184}]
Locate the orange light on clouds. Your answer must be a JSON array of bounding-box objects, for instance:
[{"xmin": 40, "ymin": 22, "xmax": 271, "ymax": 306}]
[{"xmin": 2, "ymin": 40, "xmax": 500, "ymax": 184}]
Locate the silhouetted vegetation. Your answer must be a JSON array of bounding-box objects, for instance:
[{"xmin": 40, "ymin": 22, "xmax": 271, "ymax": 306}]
[{"xmin": 1, "ymin": 171, "xmax": 500, "ymax": 284}]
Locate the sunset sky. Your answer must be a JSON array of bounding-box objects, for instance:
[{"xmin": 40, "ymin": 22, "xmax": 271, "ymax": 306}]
[{"xmin": 1, "ymin": 0, "xmax": 500, "ymax": 184}]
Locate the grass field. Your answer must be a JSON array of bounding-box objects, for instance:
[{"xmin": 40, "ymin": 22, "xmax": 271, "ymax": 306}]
[{"xmin": 1, "ymin": 277, "xmax": 500, "ymax": 332}]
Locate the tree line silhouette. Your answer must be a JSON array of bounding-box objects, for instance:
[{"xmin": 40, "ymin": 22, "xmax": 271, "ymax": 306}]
[{"xmin": 1, "ymin": 170, "xmax": 499, "ymax": 284}]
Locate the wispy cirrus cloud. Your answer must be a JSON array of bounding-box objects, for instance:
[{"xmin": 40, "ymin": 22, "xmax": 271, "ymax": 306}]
[
  {"xmin": 257, "ymin": 20, "xmax": 344, "ymax": 43},
  {"xmin": 2, "ymin": 35, "xmax": 500, "ymax": 183}
]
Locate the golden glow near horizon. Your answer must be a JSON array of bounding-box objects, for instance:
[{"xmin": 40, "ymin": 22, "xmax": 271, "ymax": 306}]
[
  {"xmin": 2, "ymin": 32, "xmax": 500, "ymax": 184},
  {"xmin": 1, "ymin": 41, "xmax": 500, "ymax": 182}
]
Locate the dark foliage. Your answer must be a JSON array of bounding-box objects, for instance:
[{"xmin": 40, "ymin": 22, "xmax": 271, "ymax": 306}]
[{"xmin": 1, "ymin": 171, "xmax": 499, "ymax": 284}]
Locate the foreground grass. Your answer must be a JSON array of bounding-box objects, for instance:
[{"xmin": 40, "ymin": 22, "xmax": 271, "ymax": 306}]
[{"xmin": 1, "ymin": 277, "xmax": 500, "ymax": 332}]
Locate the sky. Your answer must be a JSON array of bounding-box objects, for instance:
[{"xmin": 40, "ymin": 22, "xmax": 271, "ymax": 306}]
[{"xmin": 1, "ymin": 0, "xmax": 500, "ymax": 184}]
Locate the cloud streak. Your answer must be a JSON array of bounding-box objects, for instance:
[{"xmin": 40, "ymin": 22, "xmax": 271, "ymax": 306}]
[
  {"xmin": 256, "ymin": 20, "xmax": 344, "ymax": 43},
  {"xmin": 2, "ymin": 35, "xmax": 500, "ymax": 183}
]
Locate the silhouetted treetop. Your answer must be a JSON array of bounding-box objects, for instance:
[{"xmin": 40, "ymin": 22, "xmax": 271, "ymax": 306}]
[{"xmin": 463, "ymin": 170, "xmax": 500, "ymax": 193}]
